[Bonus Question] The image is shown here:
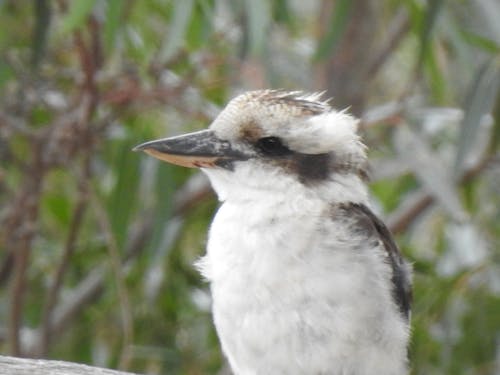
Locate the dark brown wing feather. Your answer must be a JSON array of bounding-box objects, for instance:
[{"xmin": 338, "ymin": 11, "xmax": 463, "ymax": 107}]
[{"xmin": 337, "ymin": 203, "xmax": 412, "ymax": 320}]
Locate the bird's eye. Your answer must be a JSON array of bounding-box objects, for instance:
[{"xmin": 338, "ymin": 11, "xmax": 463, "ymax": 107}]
[{"xmin": 256, "ymin": 137, "xmax": 291, "ymax": 156}]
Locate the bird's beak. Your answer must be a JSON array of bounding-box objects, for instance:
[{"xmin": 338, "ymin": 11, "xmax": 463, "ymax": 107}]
[{"xmin": 133, "ymin": 130, "xmax": 247, "ymax": 169}]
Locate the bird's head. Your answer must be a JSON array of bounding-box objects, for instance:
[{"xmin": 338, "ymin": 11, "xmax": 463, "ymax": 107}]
[{"xmin": 135, "ymin": 90, "xmax": 369, "ymax": 203}]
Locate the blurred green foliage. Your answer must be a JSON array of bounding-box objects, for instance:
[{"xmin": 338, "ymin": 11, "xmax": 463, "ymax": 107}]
[{"xmin": 0, "ymin": 0, "xmax": 499, "ymax": 374}]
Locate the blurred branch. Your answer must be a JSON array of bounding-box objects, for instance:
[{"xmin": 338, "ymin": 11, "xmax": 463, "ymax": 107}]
[
  {"xmin": 4, "ymin": 139, "xmax": 46, "ymax": 356},
  {"xmin": 44, "ymin": 268, "xmax": 105, "ymax": 344},
  {"xmin": 1, "ymin": 13, "xmax": 104, "ymax": 357},
  {"xmin": 388, "ymin": 154, "xmax": 497, "ymax": 234},
  {"xmin": 73, "ymin": 18, "xmax": 99, "ymax": 114},
  {"xmin": 360, "ymin": 99, "xmax": 407, "ymax": 129},
  {"xmin": 388, "ymin": 191, "xmax": 433, "ymax": 235},
  {"xmin": 31, "ymin": 0, "xmax": 51, "ymax": 70},
  {"xmin": 172, "ymin": 173, "xmax": 212, "ymax": 217},
  {"xmin": 314, "ymin": 0, "xmax": 378, "ymax": 115},
  {"xmin": 365, "ymin": 7, "xmax": 410, "ymax": 79},
  {"xmin": 38, "ymin": 16, "xmax": 102, "ymax": 357},
  {"xmin": 395, "ymin": 125, "xmax": 468, "ymax": 221}
]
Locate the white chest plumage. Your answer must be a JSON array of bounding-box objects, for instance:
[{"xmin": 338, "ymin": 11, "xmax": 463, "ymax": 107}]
[{"xmin": 198, "ymin": 189, "xmax": 409, "ymax": 375}]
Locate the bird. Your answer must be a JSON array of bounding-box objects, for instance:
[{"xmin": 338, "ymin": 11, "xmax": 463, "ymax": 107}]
[{"xmin": 134, "ymin": 90, "xmax": 412, "ymax": 375}]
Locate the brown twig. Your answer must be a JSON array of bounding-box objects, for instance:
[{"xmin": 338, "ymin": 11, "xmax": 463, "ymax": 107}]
[
  {"xmin": 45, "ymin": 268, "xmax": 106, "ymax": 342},
  {"xmin": 37, "ymin": 158, "xmax": 90, "ymax": 357},
  {"xmin": 6, "ymin": 139, "xmax": 46, "ymax": 356},
  {"xmin": 8, "ymin": 236, "xmax": 31, "ymax": 356},
  {"xmin": 388, "ymin": 155, "xmax": 497, "ymax": 235},
  {"xmin": 388, "ymin": 191, "xmax": 433, "ymax": 235},
  {"xmin": 35, "ymin": 16, "xmax": 101, "ymax": 356},
  {"xmin": 172, "ymin": 174, "xmax": 213, "ymax": 217},
  {"xmin": 365, "ymin": 8, "xmax": 410, "ymax": 79}
]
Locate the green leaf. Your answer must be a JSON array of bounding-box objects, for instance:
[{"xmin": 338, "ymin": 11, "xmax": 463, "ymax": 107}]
[
  {"xmin": 416, "ymin": 0, "xmax": 444, "ymax": 69},
  {"xmin": 0, "ymin": 59, "xmax": 14, "ymax": 88},
  {"xmin": 104, "ymin": 0, "xmax": 126, "ymax": 51},
  {"xmin": 243, "ymin": 0, "xmax": 271, "ymax": 57},
  {"xmin": 107, "ymin": 141, "xmax": 141, "ymax": 250},
  {"xmin": 314, "ymin": 0, "xmax": 352, "ymax": 61},
  {"xmin": 186, "ymin": 0, "xmax": 214, "ymax": 50},
  {"xmin": 272, "ymin": 0, "xmax": 293, "ymax": 26},
  {"xmin": 146, "ymin": 162, "xmax": 178, "ymax": 255},
  {"xmin": 460, "ymin": 29, "xmax": 500, "ymax": 54},
  {"xmin": 31, "ymin": 0, "xmax": 51, "ymax": 69},
  {"xmin": 454, "ymin": 59, "xmax": 500, "ymax": 178},
  {"xmin": 160, "ymin": 0, "xmax": 195, "ymax": 62},
  {"xmin": 424, "ymin": 42, "xmax": 447, "ymax": 104},
  {"xmin": 59, "ymin": 0, "xmax": 97, "ymax": 34},
  {"xmin": 44, "ymin": 194, "xmax": 71, "ymax": 226}
]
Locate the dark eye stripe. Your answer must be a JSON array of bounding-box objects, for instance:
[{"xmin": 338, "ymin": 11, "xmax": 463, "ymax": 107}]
[{"xmin": 256, "ymin": 137, "xmax": 292, "ymax": 156}]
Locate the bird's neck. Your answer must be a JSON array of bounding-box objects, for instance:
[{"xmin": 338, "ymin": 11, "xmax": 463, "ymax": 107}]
[{"xmin": 203, "ymin": 166, "xmax": 370, "ymax": 208}]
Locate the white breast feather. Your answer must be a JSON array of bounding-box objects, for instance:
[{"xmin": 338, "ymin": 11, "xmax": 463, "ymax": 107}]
[{"xmin": 196, "ymin": 168, "xmax": 409, "ymax": 375}]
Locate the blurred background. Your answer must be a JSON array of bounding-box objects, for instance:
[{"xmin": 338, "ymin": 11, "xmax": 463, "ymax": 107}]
[{"xmin": 0, "ymin": 0, "xmax": 499, "ymax": 374}]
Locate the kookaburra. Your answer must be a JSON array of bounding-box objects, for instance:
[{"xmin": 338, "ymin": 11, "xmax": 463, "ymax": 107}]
[{"xmin": 134, "ymin": 90, "xmax": 412, "ymax": 375}]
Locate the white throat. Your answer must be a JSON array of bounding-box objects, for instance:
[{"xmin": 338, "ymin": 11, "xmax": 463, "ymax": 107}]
[{"xmin": 202, "ymin": 160, "xmax": 370, "ymax": 206}]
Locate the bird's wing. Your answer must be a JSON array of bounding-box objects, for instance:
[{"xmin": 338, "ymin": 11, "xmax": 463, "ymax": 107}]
[{"xmin": 336, "ymin": 203, "xmax": 412, "ymax": 320}]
